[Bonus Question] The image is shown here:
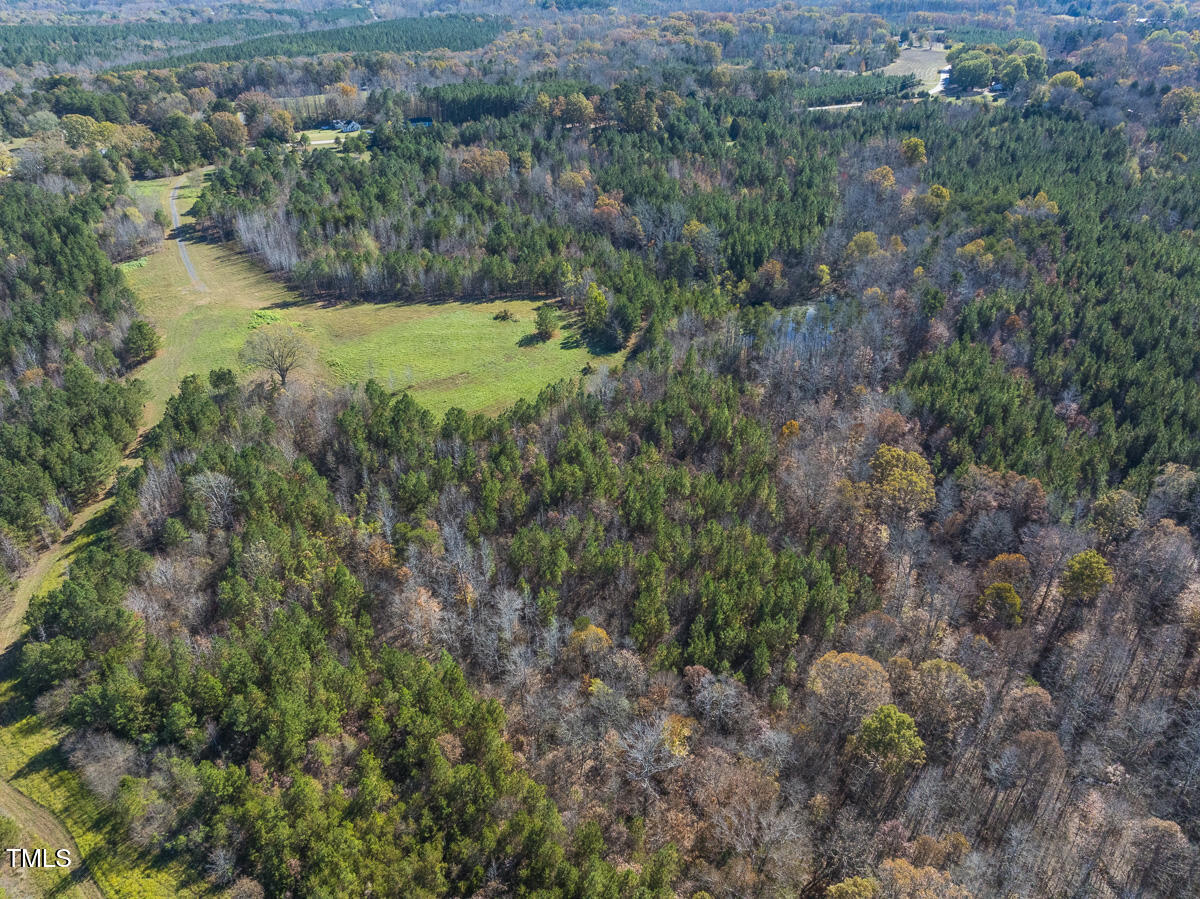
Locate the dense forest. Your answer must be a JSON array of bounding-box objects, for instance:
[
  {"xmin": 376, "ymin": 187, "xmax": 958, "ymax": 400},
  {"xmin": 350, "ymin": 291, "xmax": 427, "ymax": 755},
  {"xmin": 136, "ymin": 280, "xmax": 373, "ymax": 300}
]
[
  {"xmin": 193, "ymin": 78, "xmax": 840, "ymax": 312},
  {"xmin": 0, "ymin": 20, "xmax": 290, "ymax": 68},
  {"xmin": 144, "ymin": 16, "xmax": 508, "ymax": 69},
  {"xmin": 0, "ymin": 4, "xmax": 376, "ymax": 68},
  {"xmin": 6, "ymin": 1, "xmax": 1200, "ymax": 897},
  {"xmin": 0, "ymin": 176, "xmax": 155, "ymax": 584}
]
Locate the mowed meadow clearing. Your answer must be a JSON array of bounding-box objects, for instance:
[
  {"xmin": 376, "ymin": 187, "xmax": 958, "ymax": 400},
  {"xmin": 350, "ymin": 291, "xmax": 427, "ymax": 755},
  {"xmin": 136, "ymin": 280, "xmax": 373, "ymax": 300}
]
[
  {"xmin": 126, "ymin": 173, "xmax": 618, "ymax": 421},
  {"xmin": 883, "ymin": 44, "xmax": 949, "ymax": 91}
]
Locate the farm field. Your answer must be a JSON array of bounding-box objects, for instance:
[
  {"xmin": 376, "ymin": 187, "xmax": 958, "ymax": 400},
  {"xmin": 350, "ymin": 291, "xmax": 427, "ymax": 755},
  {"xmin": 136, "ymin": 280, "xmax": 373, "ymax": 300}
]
[
  {"xmin": 882, "ymin": 43, "xmax": 949, "ymax": 91},
  {"xmin": 125, "ymin": 173, "xmax": 618, "ymax": 421}
]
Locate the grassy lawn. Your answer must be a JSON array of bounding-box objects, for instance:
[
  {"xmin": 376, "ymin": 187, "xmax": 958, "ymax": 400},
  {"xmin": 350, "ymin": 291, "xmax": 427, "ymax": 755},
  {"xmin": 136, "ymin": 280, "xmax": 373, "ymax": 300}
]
[
  {"xmin": 125, "ymin": 173, "xmax": 623, "ymax": 422},
  {"xmin": 883, "ymin": 44, "xmax": 949, "ymax": 91},
  {"xmin": 124, "ymin": 174, "xmax": 174, "ymax": 204},
  {"xmin": 303, "ymin": 297, "xmax": 612, "ymax": 415},
  {"xmin": 0, "ymin": 843, "xmax": 84, "ymax": 897},
  {"xmin": 296, "ymin": 127, "xmax": 342, "ymax": 144},
  {"xmin": 0, "ymin": 804, "xmax": 90, "ymax": 899}
]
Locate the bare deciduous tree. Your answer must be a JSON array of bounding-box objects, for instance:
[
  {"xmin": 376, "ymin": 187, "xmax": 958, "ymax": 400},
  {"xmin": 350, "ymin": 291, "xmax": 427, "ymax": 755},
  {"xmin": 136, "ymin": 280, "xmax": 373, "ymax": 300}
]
[
  {"xmin": 618, "ymin": 715, "xmax": 685, "ymax": 796},
  {"xmin": 692, "ymin": 671, "xmax": 757, "ymax": 735},
  {"xmin": 229, "ymin": 878, "xmax": 265, "ymax": 899},
  {"xmin": 65, "ymin": 730, "xmax": 137, "ymax": 801},
  {"xmin": 1119, "ymin": 518, "xmax": 1196, "ymax": 626},
  {"xmin": 241, "ymin": 325, "xmax": 308, "ymax": 388},
  {"xmin": 1125, "ymin": 817, "xmax": 1196, "ymax": 897},
  {"xmin": 188, "ymin": 471, "xmax": 237, "ymax": 528},
  {"xmin": 0, "ymin": 530, "xmax": 23, "ymax": 575},
  {"xmin": 206, "ymin": 845, "xmax": 237, "ymax": 885}
]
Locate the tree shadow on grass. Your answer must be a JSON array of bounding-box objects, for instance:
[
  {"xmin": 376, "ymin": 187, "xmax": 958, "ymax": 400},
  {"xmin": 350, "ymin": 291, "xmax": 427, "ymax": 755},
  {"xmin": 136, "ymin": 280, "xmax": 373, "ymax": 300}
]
[
  {"xmin": 0, "ymin": 677, "xmax": 34, "ymax": 726},
  {"xmin": 45, "ymin": 864, "xmax": 100, "ymax": 898},
  {"xmin": 516, "ymin": 327, "xmax": 617, "ymax": 356},
  {"xmin": 516, "ymin": 332, "xmax": 549, "ymax": 348},
  {"xmin": 266, "ymin": 288, "xmax": 550, "ymax": 311},
  {"xmin": 13, "ymin": 745, "xmax": 72, "ymax": 791},
  {"xmin": 168, "ymin": 221, "xmax": 203, "ymax": 244},
  {"xmin": 0, "ymin": 643, "xmax": 23, "ymax": 684},
  {"xmin": 558, "ymin": 330, "xmax": 618, "ymax": 356}
]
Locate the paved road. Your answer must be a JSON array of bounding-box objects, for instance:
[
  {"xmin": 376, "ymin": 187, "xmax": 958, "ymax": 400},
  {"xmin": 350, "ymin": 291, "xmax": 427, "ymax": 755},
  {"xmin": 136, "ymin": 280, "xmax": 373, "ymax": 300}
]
[{"xmin": 169, "ymin": 177, "xmax": 205, "ymax": 291}]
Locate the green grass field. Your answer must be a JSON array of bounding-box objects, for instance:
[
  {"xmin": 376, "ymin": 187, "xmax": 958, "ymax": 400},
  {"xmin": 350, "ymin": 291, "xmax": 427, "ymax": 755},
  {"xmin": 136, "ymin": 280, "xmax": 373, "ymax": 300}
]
[
  {"xmin": 883, "ymin": 44, "xmax": 949, "ymax": 91},
  {"xmin": 296, "ymin": 127, "xmax": 342, "ymax": 144},
  {"xmin": 302, "ymin": 298, "xmax": 612, "ymax": 413},
  {"xmin": 125, "ymin": 173, "xmax": 621, "ymax": 422},
  {"xmin": 124, "ymin": 175, "xmax": 172, "ymax": 204}
]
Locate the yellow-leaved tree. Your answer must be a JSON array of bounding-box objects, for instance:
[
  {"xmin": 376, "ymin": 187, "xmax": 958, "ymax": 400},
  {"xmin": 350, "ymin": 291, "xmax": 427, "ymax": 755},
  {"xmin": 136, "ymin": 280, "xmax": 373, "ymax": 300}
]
[{"xmin": 867, "ymin": 444, "xmax": 936, "ymax": 527}]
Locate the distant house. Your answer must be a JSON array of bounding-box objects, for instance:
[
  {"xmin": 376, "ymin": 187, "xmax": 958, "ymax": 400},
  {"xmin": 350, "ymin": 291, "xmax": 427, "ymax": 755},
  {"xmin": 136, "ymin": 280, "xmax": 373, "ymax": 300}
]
[
  {"xmin": 407, "ymin": 116, "xmax": 434, "ymax": 127},
  {"xmin": 341, "ymin": 121, "xmax": 362, "ymax": 134}
]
